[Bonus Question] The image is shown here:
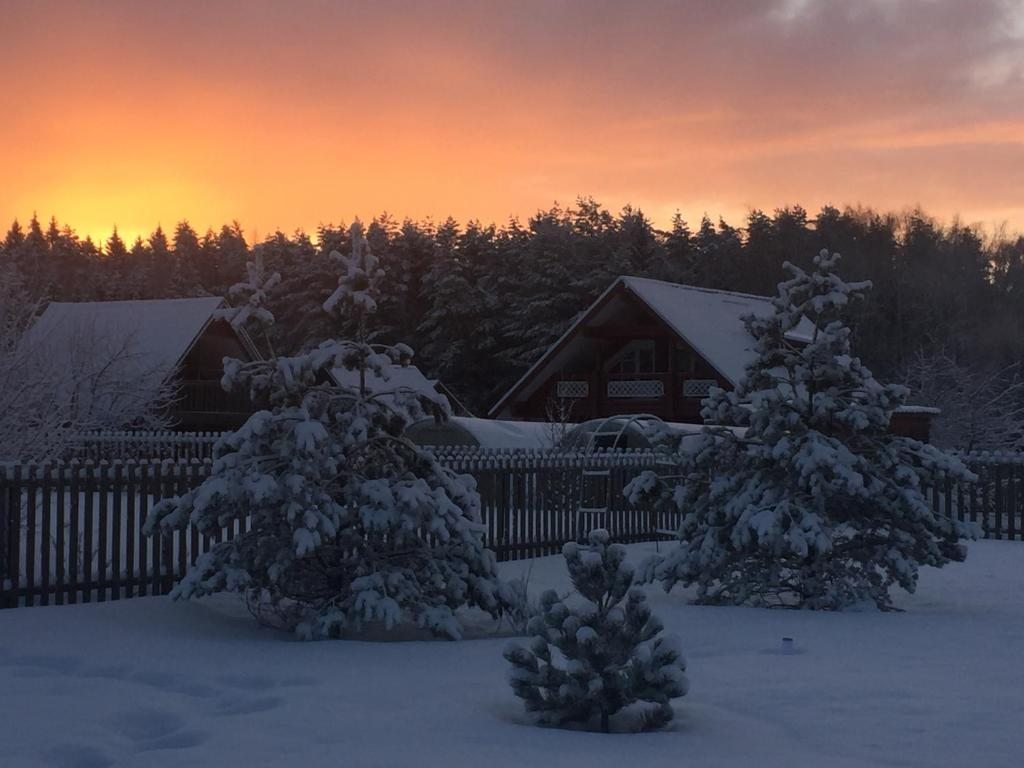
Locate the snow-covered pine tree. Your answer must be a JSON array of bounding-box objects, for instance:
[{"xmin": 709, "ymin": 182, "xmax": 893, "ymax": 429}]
[
  {"xmin": 626, "ymin": 250, "xmax": 976, "ymax": 610},
  {"xmin": 145, "ymin": 221, "xmax": 504, "ymax": 639},
  {"xmin": 504, "ymin": 529, "xmax": 688, "ymax": 733},
  {"xmin": 226, "ymin": 251, "xmax": 281, "ymax": 355}
]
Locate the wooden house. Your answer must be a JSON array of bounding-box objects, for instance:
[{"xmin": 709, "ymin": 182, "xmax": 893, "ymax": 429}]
[
  {"xmin": 28, "ymin": 297, "xmax": 261, "ymax": 430},
  {"xmin": 489, "ymin": 276, "xmax": 935, "ymax": 440}
]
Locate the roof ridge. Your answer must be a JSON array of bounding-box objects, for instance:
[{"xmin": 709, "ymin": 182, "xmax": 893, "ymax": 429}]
[
  {"xmin": 620, "ymin": 275, "xmax": 773, "ymax": 302},
  {"xmin": 45, "ymin": 296, "xmax": 224, "ymax": 307}
]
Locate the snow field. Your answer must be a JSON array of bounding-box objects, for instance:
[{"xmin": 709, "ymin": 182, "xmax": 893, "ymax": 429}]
[{"xmin": 1, "ymin": 540, "xmax": 1022, "ymax": 768}]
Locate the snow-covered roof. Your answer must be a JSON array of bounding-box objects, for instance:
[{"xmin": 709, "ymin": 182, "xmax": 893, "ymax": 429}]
[
  {"xmin": 24, "ymin": 297, "xmax": 231, "ymax": 384},
  {"xmin": 407, "ymin": 417, "xmax": 558, "ymax": 449},
  {"xmin": 894, "ymin": 405, "xmax": 942, "ymax": 416},
  {"xmin": 620, "ymin": 277, "xmax": 816, "ymax": 384},
  {"xmin": 330, "ymin": 364, "xmax": 448, "ymax": 407},
  {"xmin": 490, "ymin": 276, "xmax": 817, "ymax": 416}
]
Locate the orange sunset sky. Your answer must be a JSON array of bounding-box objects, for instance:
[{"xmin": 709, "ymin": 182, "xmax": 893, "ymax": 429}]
[{"xmin": 3, "ymin": 0, "xmax": 1023, "ymax": 245}]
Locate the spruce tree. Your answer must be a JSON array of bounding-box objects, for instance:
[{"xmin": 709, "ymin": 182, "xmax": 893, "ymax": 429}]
[
  {"xmin": 627, "ymin": 250, "xmax": 976, "ymax": 610},
  {"xmin": 504, "ymin": 530, "xmax": 688, "ymax": 733},
  {"xmin": 171, "ymin": 220, "xmax": 203, "ymax": 295},
  {"xmin": 226, "ymin": 251, "xmax": 281, "ymax": 356},
  {"xmin": 146, "ymin": 221, "xmax": 504, "ymax": 639}
]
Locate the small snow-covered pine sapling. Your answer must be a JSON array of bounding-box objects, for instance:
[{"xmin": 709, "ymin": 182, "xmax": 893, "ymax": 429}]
[
  {"xmin": 626, "ymin": 250, "xmax": 977, "ymax": 610},
  {"xmin": 145, "ymin": 221, "xmax": 504, "ymax": 640},
  {"xmin": 504, "ymin": 529, "xmax": 688, "ymax": 733}
]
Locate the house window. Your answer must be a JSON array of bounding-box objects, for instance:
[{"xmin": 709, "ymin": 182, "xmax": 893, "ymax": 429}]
[
  {"xmin": 556, "ymin": 380, "xmax": 589, "ymax": 398},
  {"xmin": 607, "ymin": 379, "xmax": 665, "ymax": 399},
  {"xmin": 606, "ymin": 340, "xmax": 656, "ymax": 374},
  {"xmin": 674, "ymin": 344, "xmax": 697, "ymax": 374},
  {"xmin": 683, "ymin": 379, "xmax": 717, "ymax": 398}
]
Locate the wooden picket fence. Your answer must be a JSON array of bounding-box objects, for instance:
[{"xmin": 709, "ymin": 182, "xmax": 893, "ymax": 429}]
[
  {"xmin": 939, "ymin": 452, "xmax": 1024, "ymax": 541},
  {"xmin": 0, "ymin": 450, "xmax": 676, "ymax": 608},
  {"xmin": 3, "ymin": 448, "xmax": 1022, "ymax": 610}
]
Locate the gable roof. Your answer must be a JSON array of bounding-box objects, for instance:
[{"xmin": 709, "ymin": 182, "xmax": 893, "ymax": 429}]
[
  {"xmin": 489, "ymin": 276, "xmax": 816, "ymax": 416},
  {"xmin": 620, "ymin": 276, "xmax": 815, "ymax": 383},
  {"xmin": 24, "ymin": 297, "xmax": 250, "ymax": 384}
]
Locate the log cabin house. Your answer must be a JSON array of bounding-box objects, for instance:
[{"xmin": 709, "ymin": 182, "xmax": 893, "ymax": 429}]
[
  {"xmin": 28, "ymin": 297, "xmax": 261, "ymax": 431},
  {"xmin": 489, "ymin": 276, "xmax": 934, "ymax": 440}
]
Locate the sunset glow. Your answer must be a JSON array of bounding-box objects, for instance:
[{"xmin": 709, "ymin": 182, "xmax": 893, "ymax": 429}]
[{"xmin": 3, "ymin": 0, "xmax": 1023, "ymax": 243}]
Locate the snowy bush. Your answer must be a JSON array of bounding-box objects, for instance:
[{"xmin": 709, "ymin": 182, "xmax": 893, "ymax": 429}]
[
  {"xmin": 504, "ymin": 529, "xmax": 688, "ymax": 733},
  {"xmin": 0, "ymin": 272, "xmax": 174, "ymax": 460},
  {"xmin": 146, "ymin": 222, "xmax": 504, "ymax": 639},
  {"xmin": 627, "ymin": 250, "xmax": 977, "ymax": 610}
]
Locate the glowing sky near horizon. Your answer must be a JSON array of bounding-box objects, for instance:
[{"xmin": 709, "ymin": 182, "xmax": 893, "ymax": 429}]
[{"xmin": 2, "ymin": 0, "xmax": 1023, "ymax": 245}]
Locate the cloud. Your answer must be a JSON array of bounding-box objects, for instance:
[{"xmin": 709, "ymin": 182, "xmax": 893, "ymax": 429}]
[{"xmin": 1, "ymin": 0, "xmax": 1022, "ymax": 239}]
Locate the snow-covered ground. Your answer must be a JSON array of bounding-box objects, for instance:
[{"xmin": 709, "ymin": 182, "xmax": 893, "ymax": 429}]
[{"xmin": 2, "ymin": 540, "xmax": 1023, "ymax": 768}]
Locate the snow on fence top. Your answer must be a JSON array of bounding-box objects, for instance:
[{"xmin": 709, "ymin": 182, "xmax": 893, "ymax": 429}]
[
  {"xmin": 0, "ymin": 447, "xmax": 674, "ymax": 477},
  {"xmin": 67, "ymin": 430, "xmax": 226, "ymax": 446},
  {"xmin": 40, "ymin": 428, "xmax": 1024, "ymax": 470},
  {"xmin": 63, "ymin": 430, "xmax": 225, "ymax": 461}
]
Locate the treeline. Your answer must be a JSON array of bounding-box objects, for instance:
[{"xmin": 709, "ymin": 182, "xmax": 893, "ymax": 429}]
[{"xmin": 2, "ymin": 200, "xmax": 1024, "ymax": 417}]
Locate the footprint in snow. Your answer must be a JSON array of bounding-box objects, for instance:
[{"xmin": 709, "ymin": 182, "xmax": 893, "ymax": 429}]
[
  {"xmin": 217, "ymin": 672, "xmax": 316, "ymax": 690},
  {"xmin": 44, "ymin": 744, "xmax": 114, "ymax": 768},
  {"xmin": 214, "ymin": 695, "xmax": 284, "ymax": 716},
  {"xmin": 0, "ymin": 654, "xmax": 83, "ymax": 675},
  {"xmin": 111, "ymin": 707, "xmax": 210, "ymax": 753},
  {"xmin": 134, "ymin": 729, "xmax": 209, "ymax": 752},
  {"xmin": 217, "ymin": 673, "xmax": 278, "ymax": 691},
  {"xmin": 115, "ymin": 708, "xmax": 186, "ymax": 742}
]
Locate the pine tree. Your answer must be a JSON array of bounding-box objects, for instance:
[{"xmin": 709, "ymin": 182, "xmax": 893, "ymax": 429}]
[
  {"xmin": 171, "ymin": 220, "xmax": 203, "ymax": 295},
  {"xmin": 146, "ymin": 221, "xmax": 504, "ymax": 639},
  {"xmin": 216, "ymin": 222, "xmax": 250, "ymax": 291},
  {"xmin": 655, "ymin": 211, "xmax": 693, "ymax": 283},
  {"xmin": 504, "ymin": 530, "xmax": 688, "ymax": 733},
  {"xmin": 273, "ymin": 225, "xmax": 347, "ymax": 354},
  {"xmin": 418, "ymin": 220, "xmax": 505, "ymax": 412},
  {"xmin": 146, "ymin": 226, "xmax": 173, "ymax": 297},
  {"xmin": 226, "ymin": 251, "xmax": 281, "ymax": 356},
  {"xmin": 124, "ymin": 237, "xmax": 149, "ymax": 299},
  {"xmin": 627, "ymin": 250, "xmax": 977, "ymax": 610},
  {"xmin": 2, "ymin": 219, "xmax": 25, "ymax": 252}
]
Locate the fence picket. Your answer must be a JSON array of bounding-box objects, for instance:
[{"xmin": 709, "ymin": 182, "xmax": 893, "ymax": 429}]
[
  {"xmin": 68, "ymin": 465, "xmax": 80, "ymax": 604},
  {"xmin": 55, "ymin": 465, "xmax": 66, "ymax": 605},
  {"xmin": 97, "ymin": 463, "xmax": 109, "ymax": 602},
  {"xmin": 4, "ymin": 466, "xmax": 22, "ymax": 607},
  {"xmin": 25, "ymin": 464, "xmax": 37, "ymax": 606},
  {"xmin": 40, "ymin": 465, "xmax": 52, "ymax": 606},
  {"xmin": 111, "ymin": 463, "xmax": 123, "ymax": 601}
]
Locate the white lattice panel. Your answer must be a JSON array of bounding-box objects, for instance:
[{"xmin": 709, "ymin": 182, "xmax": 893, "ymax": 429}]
[
  {"xmin": 556, "ymin": 380, "xmax": 589, "ymax": 398},
  {"xmin": 607, "ymin": 379, "xmax": 664, "ymax": 399},
  {"xmin": 683, "ymin": 379, "xmax": 717, "ymax": 398}
]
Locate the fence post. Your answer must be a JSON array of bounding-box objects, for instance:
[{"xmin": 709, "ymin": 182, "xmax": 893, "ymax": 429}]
[
  {"xmin": 0, "ymin": 464, "xmax": 13, "ymax": 608},
  {"xmin": 3, "ymin": 465, "xmax": 24, "ymax": 608}
]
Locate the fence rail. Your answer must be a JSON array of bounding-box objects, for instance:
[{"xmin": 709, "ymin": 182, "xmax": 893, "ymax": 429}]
[{"xmin": 2, "ymin": 449, "xmax": 1022, "ymax": 610}]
